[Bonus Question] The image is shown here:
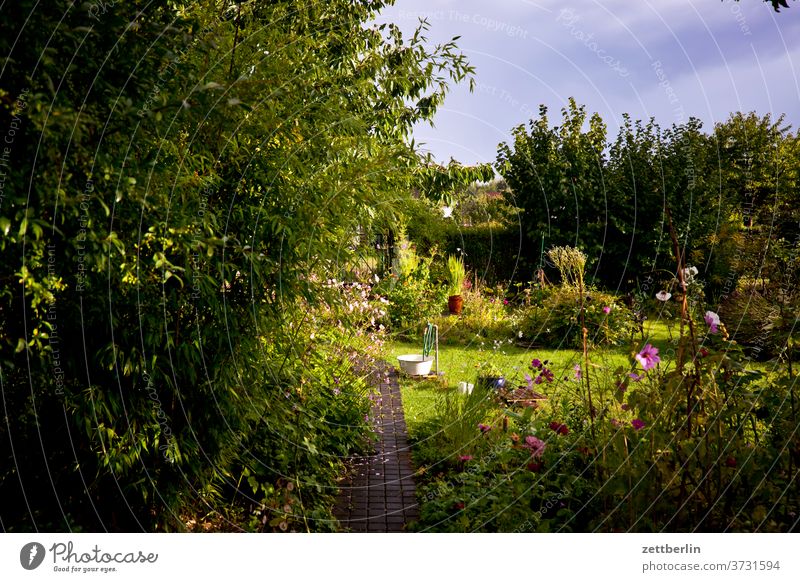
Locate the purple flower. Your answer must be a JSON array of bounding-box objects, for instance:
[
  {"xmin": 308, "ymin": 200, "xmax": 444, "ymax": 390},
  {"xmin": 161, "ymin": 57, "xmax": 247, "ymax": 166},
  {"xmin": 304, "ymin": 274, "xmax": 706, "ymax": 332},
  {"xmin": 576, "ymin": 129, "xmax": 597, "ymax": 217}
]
[
  {"xmin": 531, "ymin": 358, "xmax": 542, "ymax": 370},
  {"xmin": 332, "ymin": 387, "xmax": 341, "ymax": 396},
  {"xmin": 573, "ymin": 364, "xmax": 582, "ymax": 380},
  {"xmin": 540, "ymin": 367, "xmax": 555, "ymax": 383},
  {"xmin": 621, "ymin": 404, "xmax": 630, "ymax": 411},
  {"xmin": 524, "ymin": 373, "xmax": 533, "ymax": 389},
  {"xmin": 523, "ymin": 436, "xmax": 546, "ymax": 458},
  {"xmin": 635, "ymin": 344, "xmax": 661, "ymax": 371},
  {"xmin": 602, "ymin": 306, "xmax": 611, "ymax": 314},
  {"xmin": 631, "ymin": 419, "xmax": 646, "ymax": 431},
  {"xmin": 628, "ymin": 372, "xmax": 644, "ymax": 382},
  {"xmin": 533, "ymin": 375, "xmax": 544, "ymax": 385},
  {"xmin": 704, "ymin": 311, "xmax": 720, "ymax": 334},
  {"xmin": 478, "ymin": 423, "xmax": 491, "ymax": 434}
]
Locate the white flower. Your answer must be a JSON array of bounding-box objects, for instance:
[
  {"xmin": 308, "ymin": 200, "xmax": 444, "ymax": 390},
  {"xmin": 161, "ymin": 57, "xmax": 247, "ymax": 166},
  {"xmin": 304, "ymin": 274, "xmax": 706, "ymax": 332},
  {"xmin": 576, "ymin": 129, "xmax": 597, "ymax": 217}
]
[
  {"xmin": 518, "ymin": 331, "xmax": 523, "ymax": 338},
  {"xmin": 655, "ymin": 291, "xmax": 672, "ymax": 302}
]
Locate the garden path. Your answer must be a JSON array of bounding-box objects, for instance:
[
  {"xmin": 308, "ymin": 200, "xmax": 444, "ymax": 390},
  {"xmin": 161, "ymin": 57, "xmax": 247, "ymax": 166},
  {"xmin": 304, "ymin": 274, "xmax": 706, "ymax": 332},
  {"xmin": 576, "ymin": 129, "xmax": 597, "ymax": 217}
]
[{"xmin": 334, "ymin": 362, "xmax": 418, "ymax": 532}]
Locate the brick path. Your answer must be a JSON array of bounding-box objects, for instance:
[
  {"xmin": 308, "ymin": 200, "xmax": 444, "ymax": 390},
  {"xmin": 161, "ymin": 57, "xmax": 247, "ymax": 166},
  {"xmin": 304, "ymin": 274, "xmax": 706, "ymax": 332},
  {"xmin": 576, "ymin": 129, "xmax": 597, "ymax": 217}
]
[{"xmin": 334, "ymin": 362, "xmax": 418, "ymax": 532}]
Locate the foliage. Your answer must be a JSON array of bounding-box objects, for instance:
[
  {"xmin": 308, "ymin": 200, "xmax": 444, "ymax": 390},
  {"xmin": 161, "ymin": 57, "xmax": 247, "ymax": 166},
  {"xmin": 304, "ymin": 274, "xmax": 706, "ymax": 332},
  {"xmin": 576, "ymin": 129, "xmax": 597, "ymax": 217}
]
[
  {"xmin": 748, "ymin": 0, "xmax": 795, "ymax": 12},
  {"xmin": 379, "ymin": 246, "xmax": 446, "ymax": 338},
  {"xmin": 430, "ymin": 286, "xmax": 519, "ymax": 346},
  {"xmin": 0, "ymin": 0, "xmax": 476, "ymax": 531},
  {"xmin": 406, "ymin": 235, "xmax": 799, "ymax": 532},
  {"xmin": 547, "ymin": 246, "xmax": 587, "ymax": 288},
  {"xmin": 446, "ymin": 254, "xmax": 466, "ymax": 296},
  {"xmin": 443, "ymin": 224, "xmax": 523, "ymax": 285},
  {"xmin": 518, "ymin": 286, "xmax": 637, "ymax": 348},
  {"xmin": 405, "ymin": 184, "xmax": 523, "ymax": 286},
  {"xmin": 497, "ymin": 104, "xmax": 798, "ymax": 296}
]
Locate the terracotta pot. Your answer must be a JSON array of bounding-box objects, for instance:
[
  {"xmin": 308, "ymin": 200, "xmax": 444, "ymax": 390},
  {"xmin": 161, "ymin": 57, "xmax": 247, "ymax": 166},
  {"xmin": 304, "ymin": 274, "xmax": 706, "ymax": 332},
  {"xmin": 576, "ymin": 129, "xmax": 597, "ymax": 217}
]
[{"xmin": 448, "ymin": 294, "xmax": 463, "ymax": 315}]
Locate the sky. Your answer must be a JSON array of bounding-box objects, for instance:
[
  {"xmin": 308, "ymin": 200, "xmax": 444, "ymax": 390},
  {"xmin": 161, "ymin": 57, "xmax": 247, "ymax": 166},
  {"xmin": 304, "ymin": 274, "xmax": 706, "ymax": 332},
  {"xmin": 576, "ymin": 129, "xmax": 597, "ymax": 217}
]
[{"xmin": 376, "ymin": 0, "xmax": 800, "ymax": 166}]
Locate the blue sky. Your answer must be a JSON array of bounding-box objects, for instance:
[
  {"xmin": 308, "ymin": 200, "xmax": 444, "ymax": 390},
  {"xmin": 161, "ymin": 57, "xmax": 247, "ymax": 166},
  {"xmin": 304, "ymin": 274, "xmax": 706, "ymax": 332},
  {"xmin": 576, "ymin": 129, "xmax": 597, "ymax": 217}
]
[{"xmin": 377, "ymin": 0, "xmax": 800, "ymax": 166}]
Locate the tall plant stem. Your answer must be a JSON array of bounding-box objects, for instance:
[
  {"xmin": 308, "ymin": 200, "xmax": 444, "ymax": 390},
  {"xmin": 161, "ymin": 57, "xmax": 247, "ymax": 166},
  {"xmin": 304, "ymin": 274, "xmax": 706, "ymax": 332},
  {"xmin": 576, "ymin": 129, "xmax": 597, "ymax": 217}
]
[
  {"xmin": 578, "ymin": 274, "xmax": 596, "ymax": 445},
  {"xmin": 665, "ymin": 205, "xmax": 700, "ymax": 438}
]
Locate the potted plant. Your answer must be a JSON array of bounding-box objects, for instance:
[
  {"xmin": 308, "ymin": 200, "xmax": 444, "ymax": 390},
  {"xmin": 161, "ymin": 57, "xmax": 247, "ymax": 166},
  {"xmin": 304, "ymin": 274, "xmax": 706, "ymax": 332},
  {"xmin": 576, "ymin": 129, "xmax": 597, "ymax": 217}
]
[
  {"xmin": 446, "ymin": 254, "xmax": 466, "ymax": 315},
  {"xmin": 476, "ymin": 362, "xmax": 505, "ymax": 391}
]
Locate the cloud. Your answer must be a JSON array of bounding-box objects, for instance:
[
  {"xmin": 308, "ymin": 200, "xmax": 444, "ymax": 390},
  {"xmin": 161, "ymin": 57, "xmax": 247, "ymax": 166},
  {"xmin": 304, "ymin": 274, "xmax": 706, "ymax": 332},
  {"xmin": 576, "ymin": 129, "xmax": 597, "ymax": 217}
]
[{"xmin": 377, "ymin": 0, "xmax": 800, "ymax": 164}]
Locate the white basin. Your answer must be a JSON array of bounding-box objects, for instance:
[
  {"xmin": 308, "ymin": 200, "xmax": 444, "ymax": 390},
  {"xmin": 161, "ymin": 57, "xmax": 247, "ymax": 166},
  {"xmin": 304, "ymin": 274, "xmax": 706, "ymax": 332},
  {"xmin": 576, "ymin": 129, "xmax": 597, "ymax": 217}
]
[{"xmin": 397, "ymin": 354, "xmax": 434, "ymax": 376}]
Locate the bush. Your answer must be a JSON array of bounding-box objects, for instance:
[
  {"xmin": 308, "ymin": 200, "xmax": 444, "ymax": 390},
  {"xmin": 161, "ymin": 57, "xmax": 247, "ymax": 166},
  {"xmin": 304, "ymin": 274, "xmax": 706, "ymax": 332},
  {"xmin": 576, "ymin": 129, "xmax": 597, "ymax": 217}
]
[
  {"xmin": 377, "ymin": 242, "xmax": 448, "ymax": 337},
  {"xmin": 411, "ymin": 321, "xmax": 800, "ymax": 532},
  {"xmin": 518, "ymin": 286, "xmax": 636, "ymax": 348},
  {"xmin": 718, "ymin": 287, "xmax": 781, "ymax": 359},
  {"xmin": 430, "ymin": 286, "xmax": 520, "ymax": 346}
]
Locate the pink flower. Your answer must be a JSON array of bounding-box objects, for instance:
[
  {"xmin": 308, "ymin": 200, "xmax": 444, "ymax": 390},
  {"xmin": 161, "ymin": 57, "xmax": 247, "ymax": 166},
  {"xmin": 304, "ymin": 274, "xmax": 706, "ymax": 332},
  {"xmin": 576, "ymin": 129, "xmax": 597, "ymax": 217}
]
[
  {"xmin": 459, "ymin": 455, "xmax": 473, "ymax": 462},
  {"xmin": 635, "ymin": 344, "xmax": 660, "ymax": 371},
  {"xmin": 602, "ymin": 306, "xmax": 611, "ymax": 314},
  {"xmin": 573, "ymin": 364, "xmax": 582, "ymax": 380},
  {"xmin": 524, "ymin": 373, "xmax": 533, "ymax": 388},
  {"xmin": 478, "ymin": 423, "xmax": 491, "ymax": 434},
  {"xmin": 549, "ymin": 421, "xmax": 569, "ymax": 435},
  {"xmin": 628, "ymin": 372, "xmax": 644, "ymax": 382},
  {"xmin": 523, "ymin": 436, "xmax": 546, "ymax": 458},
  {"xmin": 503, "ymin": 299, "xmax": 509, "ymax": 305},
  {"xmin": 704, "ymin": 311, "xmax": 720, "ymax": 334},
  {"xmin": 631, "ymin": 419, "xmax": 646, "ymax": 431}
]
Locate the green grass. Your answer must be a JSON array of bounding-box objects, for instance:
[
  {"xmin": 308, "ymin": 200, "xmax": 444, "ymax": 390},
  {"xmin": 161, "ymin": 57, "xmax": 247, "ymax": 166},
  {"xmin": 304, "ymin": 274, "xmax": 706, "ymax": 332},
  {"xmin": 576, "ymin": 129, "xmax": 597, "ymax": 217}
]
[{"xmin": 387, "ymin": 319, "xmax": 676, "ymax": 436}]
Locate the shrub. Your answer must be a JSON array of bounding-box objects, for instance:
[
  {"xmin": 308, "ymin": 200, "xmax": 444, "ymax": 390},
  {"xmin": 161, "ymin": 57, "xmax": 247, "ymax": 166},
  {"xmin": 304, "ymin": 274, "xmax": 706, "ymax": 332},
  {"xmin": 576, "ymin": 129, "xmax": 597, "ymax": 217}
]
[
  {"xmin": 518, "ymin": 286, "xmax": 636, "ymax": 348},
  {"xmin": 378, "ymin": 247, "xmax": 447, "ymax": 338},
  {"xmin": 718, "ymin": 288, "xmax": 780, "ymax": 359},
  {"xmin": 430, "ymin": 286, "xmax": 520, "ymax": 346}
]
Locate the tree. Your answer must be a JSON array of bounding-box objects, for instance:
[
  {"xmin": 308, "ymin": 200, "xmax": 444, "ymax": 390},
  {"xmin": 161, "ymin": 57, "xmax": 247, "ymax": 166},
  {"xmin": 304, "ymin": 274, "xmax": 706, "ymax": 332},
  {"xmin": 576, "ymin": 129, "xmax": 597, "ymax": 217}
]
[{"xmin": 0, "ymin": 0, "xmax": 477, "ymax": 531}]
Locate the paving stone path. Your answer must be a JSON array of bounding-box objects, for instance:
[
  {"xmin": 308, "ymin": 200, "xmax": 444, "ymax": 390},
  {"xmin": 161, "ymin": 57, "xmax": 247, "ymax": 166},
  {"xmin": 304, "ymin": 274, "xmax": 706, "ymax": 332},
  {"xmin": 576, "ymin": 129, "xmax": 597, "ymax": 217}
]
[{"xmin": 334, "ymin": 362, "xmax": 418, "ymax": 532}]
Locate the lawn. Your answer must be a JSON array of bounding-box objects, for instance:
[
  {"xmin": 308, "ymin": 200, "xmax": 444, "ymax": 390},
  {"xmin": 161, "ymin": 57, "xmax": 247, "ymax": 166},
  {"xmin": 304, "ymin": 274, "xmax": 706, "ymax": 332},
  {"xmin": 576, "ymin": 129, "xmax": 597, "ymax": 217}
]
[{"xmin": 385, "ymin": 319, "xmax": 675, "ymax": 437}]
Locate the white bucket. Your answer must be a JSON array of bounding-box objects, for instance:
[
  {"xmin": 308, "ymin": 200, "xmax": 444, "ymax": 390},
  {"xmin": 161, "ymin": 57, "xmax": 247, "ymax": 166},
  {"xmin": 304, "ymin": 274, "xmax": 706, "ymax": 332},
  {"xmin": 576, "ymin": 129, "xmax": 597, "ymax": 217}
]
[
  {"xmin": 397, "ymin": 354, "xmax": 434, "ymax": 376},
  {"xmin": 458, "ymin": 382, "xmax": 474, "ymax": 395}
]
